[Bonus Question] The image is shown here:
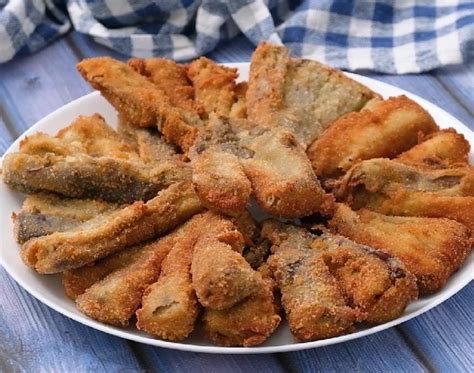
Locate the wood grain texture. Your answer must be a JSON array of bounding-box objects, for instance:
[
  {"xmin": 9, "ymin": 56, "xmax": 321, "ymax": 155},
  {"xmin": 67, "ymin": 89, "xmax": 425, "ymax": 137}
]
[
  {"xmin": 134, "ymin": 346, "xmax": 285, "ymax": 373},
  {"xmin": 434, "ymin": 64, "xmax": 474, "ymax": 115},
  {"xmin": 280, "ymin": 329, "xmax": 427, "ymax": 373},
  {"xmin": 400, "ymin": 284, "xmax": 473, "ymax": 372},
  {"xmin": 0, "ymin": 39, "xmax": 90, "ymax": 133},
  {"xmin": 0, "ymin": 268, "xmax": 143, "ymax": 372}
]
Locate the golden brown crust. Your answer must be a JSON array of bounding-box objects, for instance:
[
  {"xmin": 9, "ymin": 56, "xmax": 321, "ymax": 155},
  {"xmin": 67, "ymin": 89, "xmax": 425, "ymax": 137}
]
[
  {"xmin": 191, "ymin": 230, "xmax": 259, "ymax": 310},
  {"xmin": 128, "ymin": 58, "xmax": 205, "ymax": 117},
  {"xmin": 3, "ymin": 117, "xmax": 189, "ymax": 202},
  {"xmin": 136, "ymin": 212, "xmax": 236, "ymax": 340},
  {"xmin": 202, "ymin": 265, "xmax": 281, "ymax": 346},
  {"xmin": 77, "ymin": 57, "xmax": 200, "ymax": 151},
  {"xmin": 398, "ymin": 128, "xmax": 470, "ymax": 166},
  {"xmin": 229, "ymin": 82, "xmax": 248, "ymax": 119},
  {"xmin": 117, "ymin": 119, "xmax": 179, "ymax": 163},
  {"xmin": 14, "ymin": 193, "xmax": 119, "ymax": 243},
  {"xmin": 62, "ymin": 244, "xmax": 145, "ymax": 300},
  {"xmin": 75, "ymin": 238, "xmax": 173, "ymax": 326},
  {"xmin": 307, "ymin": 96, "xmax": 439, "ymax": 178},
  {"xmin": 336, "ymin": 158, "xmax": 474, "ymax": 229},
  {"xmin": 191, "ymin": 149, "xmax": 251, "ymax": 215},
  {"xmin": 240, "ymin": 128, "xmax": 334, "ymax": 218},
  {"xmin": 262, "ymin": 221, "xmax": 362, "ymax": 341},
  {"xmin": 315, "ymin": 233, "xmax": 418, "ymax": 323},
  {"xmin": 329, "ymin": 204, "xmax": 473, "ymax": 294},
  {"xmin": 187, "ymin": 57, "xmax": 239, "ymax": 117},
  {"xmin": 247, "ymin": 42, "xmax": 379, "ymax": 147},
  {"xmin": 21, "ymin": 181, "xmax": 204, "ymax": 273}
]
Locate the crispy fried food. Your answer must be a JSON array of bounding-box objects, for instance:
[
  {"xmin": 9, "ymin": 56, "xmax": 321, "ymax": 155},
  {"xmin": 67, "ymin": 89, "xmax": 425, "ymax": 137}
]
[
  {"xmin": 202, "ymin": 264, "xmax": 281, "ymax": 346},
  {"xmin": 262, "ymin": 221, "xmax": 361, "ymax": 341},
  {"xmin": 247, "ymin": 42, "xmax": 379, "ymax": 147},
  {"xmin": 2, "ymin": 152, "xmax": 190, "ymax": 203},
  {"xmin": 315, "ymin": 232, "xmax": 417, "ymax": 323},
  {"xmin": 398, "ymin": 128, "xmax": 470, "ymax": 166},
  {"xmin": 243, "ymin": 240, "xmax": 271, "ymax": 269},
  {"xmin": 189, "ymin": 116, "xmax": 333, "ymax": 217},
  {"xmin": 329, "ymin": 204, "xmax": 473, "ymax": 294},
  {"xmin": 77, "ymin": 57, "xmax": 202, "ymax": 151},
  {"xmin": 13, "ymin": 193, "xmax": 119, "ymax": 243},
  {"xmin": 307, "ymin": 96, "xmax": 438, "ymax": 178},
  {"xmin": 117, "ymin": 119, "xmax": 179, "ymax": 163},
  {"xmin": 229, "ymin": 82, "xmax": 248, "ymax": 119},
  {"xmin": 191, "ymin": 228, "xmax": 259, "ymax": 310},
  {"xmin": 3, "ymin": 116, "xmax": 190, "ymax": 202},
  {"xmin": 187, "ymin": 57, "xmax": 240, "ymax": 117},
  {"xmin": 135, "ymin": 213, "xmax": 228, "ymax": 340},
  {"xmin": 264, "ymin": 221, "xmax": 417, "ymax": 329},
  {"xmin": 136, "ymin": 212, "xmax": 250, "ymax": 340},
  {"xmin": 21, "ymin": 181, "xmax": 204, "ymax": 273},
  {"xmin": 128, "ymin": 57, "xmax": 204, "ymax": 116},
  {"xmin": 63, "ymin": 244, "xmax": 145, "ymax": 300},
  {"xmin": 76, "ymin": 237, "xmax": 174, "ymax": 326},
  {"xmin": 191, "ymin": 148, "xmax": 251, "ymax": 215},
  {"xmin": 54, "ymin": 114, "xmax": 140, "ymax": 159},
  {"xmin": 336, "ymin": 158, "xmax": 474, "ymax": 229},
  {"xmin": 238, "ymin": 126, "xmax": 334, "ymax": 218}
]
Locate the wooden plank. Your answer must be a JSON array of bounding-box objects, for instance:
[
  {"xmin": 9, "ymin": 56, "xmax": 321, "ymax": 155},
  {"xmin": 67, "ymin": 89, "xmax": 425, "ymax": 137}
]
[
  {"xmin": 400, "ymin": 284, "xmax": 473, "ymax": 372},
  {"xmin": 279, "ymin": 329, "xmax": 426, "ymax": 372},
  {"xmin": 0, "ymin": 268, "xmax": 143, "ymax": 372},
  {"xmin": 0, "ymin": 112, "xmax": 15, "ymax": 154},
  {"xmin": 434, "ymin": 64, "xmax": 474, "ymax": 115},
  {"xmin": 0, "ymin": 39, "xmax": 91, "ymax": 133},
  {"xmin": 134, "ymin": 346, "xmax": 285, "ymax": 373}
]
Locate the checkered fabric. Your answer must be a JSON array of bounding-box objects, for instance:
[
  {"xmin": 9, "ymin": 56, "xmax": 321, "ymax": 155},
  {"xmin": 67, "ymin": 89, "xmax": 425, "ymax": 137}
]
[{"xmin": 0, "ymin": 0, "xmax": 473, "ymax": 73}]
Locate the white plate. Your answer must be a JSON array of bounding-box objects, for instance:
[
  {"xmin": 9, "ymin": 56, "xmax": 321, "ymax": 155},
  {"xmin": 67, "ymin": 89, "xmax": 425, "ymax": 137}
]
[{"xmin": 0, "ymin": 63, "xmax": 473, "ymax": 354}]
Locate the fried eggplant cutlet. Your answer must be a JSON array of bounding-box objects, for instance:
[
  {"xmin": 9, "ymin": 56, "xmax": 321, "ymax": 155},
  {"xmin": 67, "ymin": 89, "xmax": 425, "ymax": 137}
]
[
  {"xmin": 330, "ymin": 204, "xmax": 472, "ymax": 294},
  {"xmin": 191, "ymin": 221, "xmax": 260, "ymax": 310},
  {"xmin": 128, "ymin": 57, "xmax": 204, "ymax": 117},
  {"xmin": 307, "ymin": 95, "xmax": 438, "ymax": 179},
  {"xmin": 21, "ymin": 181, "xmax": 203, "ymax": 273},
  {"xmin": 63, "ymin": 244, "xmax": 147, "ymax": 300},
  {"xmin": 136, "ymin": 212, "xmax": 244, "ymax": 341},
  {"xmin": 262, "ymin": 220, "xmax": 417, "ymax": 340},
  {"xmin": 2, "ymin": 115, "xmax": 189, "ymax": 203},
  {"xmin": 190, "ymin": 116, "xmax": 334, "ymax": 218},
  {"xmin": 117, "ymin": 119, "xmax": 179, "ymax": 163},
  {"xmin": 398, "ymin": 128, "xmax": 471, "ymax": 166},
  {"xmin": 247, "ymin": 42, "xmax": 379, "ymax": 148},
  {"xmin": 187, "ymin": 57, "xmax": 247, "ymax": 118},
  {"xmin": 75, "ymin": 237, "xmax": 174, "ymax": 326},
  {"xmin": 202, "ymin": 264, "xmax": 281, "ymax": 347},
  {"xmin": 77, "ymin": 57, "xmax": 202, "ymax": 151},
  {"xmin": 335, "ymin": 158, "xmax": 474, "ymax": 230},
  {"xmin": 13, "ymin": 192, "xmax": 119, "ymax": 243}
]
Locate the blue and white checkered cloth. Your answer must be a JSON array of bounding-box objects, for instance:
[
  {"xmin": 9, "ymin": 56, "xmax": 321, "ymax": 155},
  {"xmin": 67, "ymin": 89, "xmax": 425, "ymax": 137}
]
[{"xmin": 0, "ymin": 0, "xmax": 473, "ymax": 73}]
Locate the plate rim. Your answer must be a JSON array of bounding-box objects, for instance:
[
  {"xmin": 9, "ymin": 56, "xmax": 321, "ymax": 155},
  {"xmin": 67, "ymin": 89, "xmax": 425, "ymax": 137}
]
[{"xmin": 0, "ymin": 64, "xmax": 473, "ymax": 354}]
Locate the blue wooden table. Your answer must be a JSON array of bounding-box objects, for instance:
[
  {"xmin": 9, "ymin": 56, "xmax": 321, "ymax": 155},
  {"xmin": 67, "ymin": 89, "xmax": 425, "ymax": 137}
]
[{"xmin": 0, "ymin": 33, "xmax": 472, "ymax": 372}]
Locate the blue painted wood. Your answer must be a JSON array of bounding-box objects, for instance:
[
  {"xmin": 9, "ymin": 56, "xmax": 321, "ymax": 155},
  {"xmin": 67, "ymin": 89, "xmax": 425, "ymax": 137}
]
[
  {"xmin": 281, "ymin": 329, "xmax": 426, "ymax": 373},
  {"xmin": 434, "ymin": 64, "xmax": 474, "ymax": 115},
  {"xmin": 0, "ymin": 39, "xmax": 91, "ymax": 133},
  {"xmin": 0, "ymin": 113, "xmax": 15, "ymax": 154},
  {"xmin": 0, "ymin": 268, "xmax": 143, "ymax": 372},
  {"xmin": 136, "ymin": 346, "xmax": 285, "ymax": 373},
  {"xmin": 400, "ymin": 284, "xmax": 473, "ymax": 372}
]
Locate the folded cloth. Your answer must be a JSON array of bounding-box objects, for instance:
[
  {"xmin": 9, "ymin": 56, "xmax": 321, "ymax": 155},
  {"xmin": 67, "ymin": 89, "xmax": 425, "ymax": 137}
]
[{"xmin": 0, "ymin": 0, "xmax": 473, "ymax": 73}]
